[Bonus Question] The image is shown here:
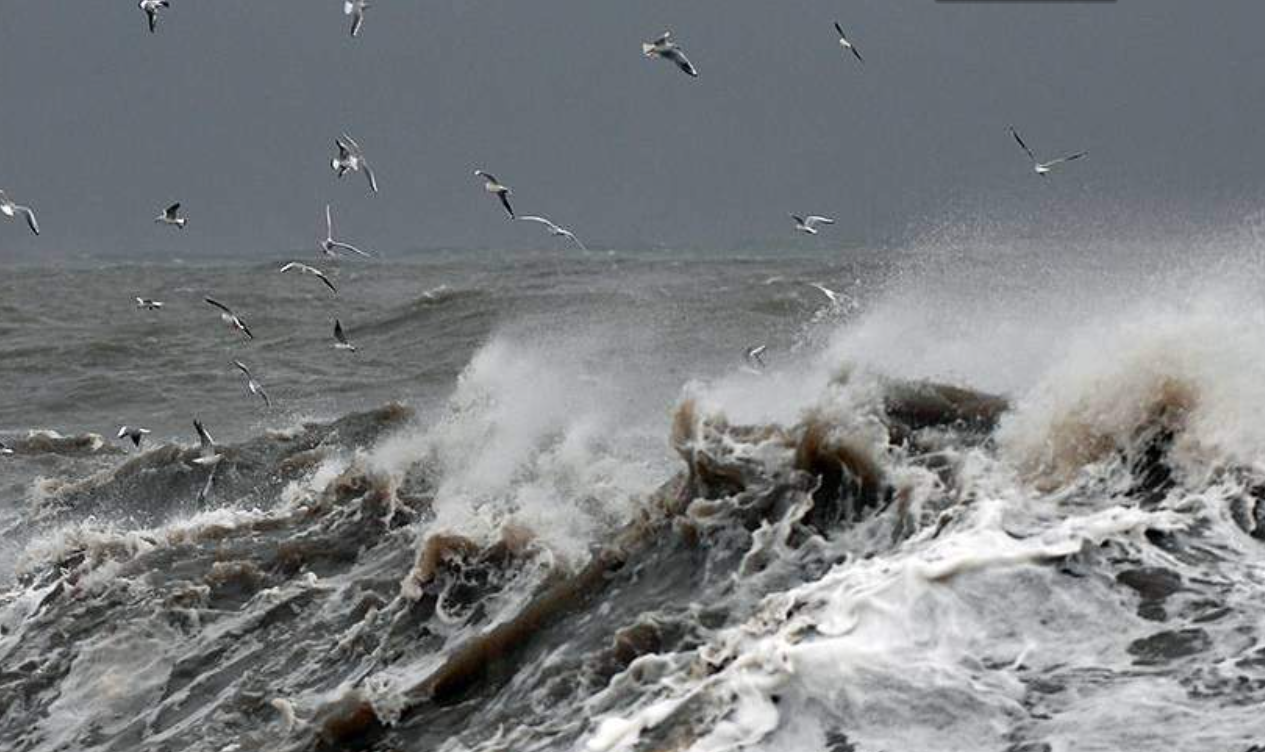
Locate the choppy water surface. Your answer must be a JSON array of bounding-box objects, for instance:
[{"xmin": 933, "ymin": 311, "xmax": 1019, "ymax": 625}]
[{"xmin": 2, "ymin": 240, "xmax": 1265, "ymax": 752}]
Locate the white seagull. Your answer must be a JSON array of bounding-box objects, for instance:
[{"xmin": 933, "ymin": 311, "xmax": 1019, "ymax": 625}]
[
  {"xmin": 0, "ymin": 439, "xmax": 14, "ymax": 456},
  {"xmin": 192, "ymin": 420, "xmax": 221, "ymax": 467},
  {"xmin": 834, "ymin": 22, "xmax": 863, "ymax": 63},
  {"xmin": 320, "ymin": 204, "xmax": 371, "ymax": 259},
  {"xmin": 155, "ymin": 202, "xmax": 186, "ymax": 228},
  {"xmin": 331, "ymin": 133, "xmax": 379, "ymax": 194},
  {"xmin": 205, "ymin": 298, "xmax": 254, "ymax": 340},
  {"xmin": 642, "ymin": 31, "xmax": 698, "ymax": 77},
  {"xmin": 233, "ymin": 360, "xmax": 271, "ymax": 408},
  {"xmin": 117, "ymin": 426, "xmax": 151, "ymax": 449},
  {"xmin": 0, "ymin": 191, "xmax": 40, "ymax": 236},
  {"xmin": 745, "ymin": 345, "xmax": 767, "ymax": 369},
  {"xmin": 344, "ymin": 0, "xmax": 369, "ymax": 38},
  {"xmin": 136, "ymin": 297, "xmax": 164, "ymax": 310},
  {"xmin": 138, "ymin": 0, "xmax": 169, "ymax": 34},
  {"xmin": 474, "ymin": 170, "xmax": 515, "ymax": 218},
  {"xmin": 1009, "ymin": 126, "xmax": 1087, "ymax": 176},
  {"xmin": 280, "ymin": 261, "xmax": 337, "ymax": 293},
  {"xmin": 517, "ymin": 215, "xmax": 586, "ymax": 250},
  {"xmin": 791, "ymin": 214, "xmax": 835, "ymax": 235},
  {"xmin": 333, "ymin": 319, "xmax": 357, "ymax": 352}
]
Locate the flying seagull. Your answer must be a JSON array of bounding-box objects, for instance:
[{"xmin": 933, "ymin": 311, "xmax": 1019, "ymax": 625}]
[
  {"xmin": 791, "ymin": 214, "xmax": 835, "ymax": 235},
  {"xmin": 809, "ymin": 283, "xmax": 844, "ymax": 305},
  {"xmin": 331, "ymin": 132, "xmax": 379, "ymax": 194},
  {"xmin": 155, "ymin": 202, "xmax": 186, "ymax": 228},
  {"xmin": 138, "ymin": 0, "xmax": 169, "ymax": 34},
  {"xmin": 474, "ymin": 171, "xmax": 515, "ymax": 218},
  {"xmin": 1008, "ymin": 126, "xmax": 1087, "ymax": 176},
  {"xmin": 192, "ymin": 420, "xmax": 221, "ymax": 467},
  {"xmin": 205, "ymin": 298, "xmax": 254, "ymax": 340},
  {"xmin": 834, "ymin": 23, "xmax": 863, "ymax": 63},
  {"xmin": 117, "ymin": 426, "xmax": 151, "ymax": 449},
  {"xmin": 136, "ymin": 297, "xmax": 164, "ymax": 310},
  {"xmin": 233, "ymin": 360, "xmax": 271, "ymax": 408},
  {"xmin": 333, "ymin": 319, "xmax": 357, "ymax": 352},
  {"xmin": 344, "ymin": 0, "xmax": 369, "ymax": 38},
  {"xmin": 0, "ymin": 439, "xmax": 13, "ymax": 456},
  {"xmin": 280, "ymin": 261, "xmax": 337, "ymax": 293},
  {"xmin": 517, "ymin": 215, "xmax": 587, "ymax": 250},
  {"xmin": 320, "ymin": 204, "xmax": 371, "ymax": 259},
  {"xmin": 745, "ymin": 345, "xmax": 767, "ymax": 369},
  {"xmin": 642, "ymin": 31, "xmax": 698, "ymax": 77},
  {"xmin": 0, "ymin": 191, "xmax": 40, "ymax": 236}
]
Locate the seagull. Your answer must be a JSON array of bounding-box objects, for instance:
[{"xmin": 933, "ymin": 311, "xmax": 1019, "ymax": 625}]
[
  {"xmin": 834, "ymin": 23, "xmax": 863, "ymax": 63},
  {"xmin": 333, "ymin": 319, "xmax": 357, "ymax": 352},
  {"xmin": 331, "ymin": 133, "xmax": 378, "ymax": 194},
  {"xmin": 233, "ymin": 361, "xmax": 271, "ymax": 408},
  {"xmin": 474, "ymin": 171, "xmax": 515, "ymax": 218},
  {"xmin": 0, "ymin": 439, "xmax": 13, "ymax": 456},
  {"xmin": 155, "ymin": 202, "xmax": 186, "ymax": 229},
  {"xmin": 136, "ymin": 297, "xmax": 164, "ymax": 310},
  {"xmin": 791, "ymin": 214, "xmax": 835, "ymax": 235},
  {"xmin": 745, "ymin": 345, "xmax": 767, "ymax": 369},
  {"xmin": 320, "ymin": 205, "xmax": 371, "ymax": 259},
  {"xmin": 517, "ymin": 215, "xmax": 586, "ymax": 250},
  {"xmin": 117, "ymin": 426, "xmax": 151, "ymax": 449},
  {"xmin": 280, "ymin": 261, "xmax": 337, "ymax": 293},
  {"xmin": 344, "ymin": 0, "xmax": 369, "ymax": 38},
  {"xmin": 1008, "ymin": 126, "xmax": 1087, "ymax": 176},
  {"xmin": 205, "ymin": 298, "xmax": 254, "ymax": 340},
  {"xmin": 192, "ymin": 420, "xmax": 222, "ymax": 467},
  {"xmin": 642, "ymin": 31, "xmax": 698, "ymax": 77},
  {"xmin": 0, "ymin": 191, "xmax": 40, "ymax": 236},
  {"xmin": 138, "ymin": 0, "xmax": 169, "ymax": 34},
  {"xmin": 809, "ymin": 283, "xmax": 844, "ymax": 305}
]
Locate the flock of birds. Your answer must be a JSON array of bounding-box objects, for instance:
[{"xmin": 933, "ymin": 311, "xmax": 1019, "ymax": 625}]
[{"xmin": 0, "ymin": 5, "xmax": 1092, "ymax": 488}]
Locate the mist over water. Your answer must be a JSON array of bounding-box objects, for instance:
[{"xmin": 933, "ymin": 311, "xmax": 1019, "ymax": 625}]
[{"xmin": 4, "ymin": 220, "xmax": 1265, "ymax": 751}]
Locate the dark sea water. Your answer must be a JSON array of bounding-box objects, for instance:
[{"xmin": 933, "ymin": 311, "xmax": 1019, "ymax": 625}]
[{"xmin": 3, "ymin": 239, "xmax": 1265, "ymax": 752}]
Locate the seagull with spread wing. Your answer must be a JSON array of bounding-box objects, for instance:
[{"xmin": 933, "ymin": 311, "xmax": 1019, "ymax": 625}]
[
  {"xmin": 280, "ymin": 261, "xmax": 337, "ymax": 293},
  {"xmin": 233, "ymin": 361, "xmax": 271, "ymax": 408},
  {"xmin": 791, "ymin": 214, "xmax": 835, "ymax": 235},
  {"xmin": 155, "ymin": 202, "xmax": 186, "ymax": 229},
  {"xmin": 205, "ymin": 298, "xmax": 254, "ymax": 340},
  {"xmin": 474, "ymin": 171, "xmax": 515, "ymax": 218},
  {"xmin": 0, "ymin": 191, "xmax": 40, "ymax": 236},
  {"xmin": 517, "ymin": 215, "xmax": 587, "ymax": 250},
  {"xmin": 642, "ymin": 31, "xmax": 698, "ymax": 77},
  {"xmin": 834, "ymin": 22, "xmax": 863, "ymax": 63},
  {"xmin": 320, "ymin": 205, "xmax": 371, "ymax": 259},
  {"xmin": 331, "ymin": 132, "xmax": 379, "ymax": 193},
  {"xmin": 1009, "ymin": 125, "xmax": 1087, "ymax": 176}
]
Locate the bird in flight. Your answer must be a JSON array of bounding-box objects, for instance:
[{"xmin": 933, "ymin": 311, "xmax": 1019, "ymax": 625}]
[
  {"xmin": 205, "ymin": 298, "xmax": 254, "ymax": 340},
  {"xmin": 834, "ymin": 23, "xmax": 863, "ymax": 63},
  {"xmin": 745, "ymin": 345, "xmax": 767, "ymax": 369},
  {"xmin": 138, "ymin": 0, "xmax": 170, "ymax": 34},
  {"xmin": 474, "ymin": 171, "xmax": 515, "ymax": 218},
  {"xmin": 117, "ymin": 426, "xmax": 151, "ymax": 449},
  {"xmin": 809, "ymin": 283, "xmax": 844, "ymax": 305},
  {"xmin": 0, "ymin": 439, "xmax": 15, "ymax": 456},
  {"xmin": 344, "ymin": 0, "xmax": 369, "ymax": 38},
  {"xmin": 1008, "ymin": 126, "xmax": 1087, "ymax": 176},
  {"xmin": 791, "ymin": 214, "xmax": 835, "ymax": 235},
  {"xmin": 233, "ymin": 361, "xmax": 271, "ymax": 408},
  {"xmin": 0, "ymin": 191, "xmax": 40, "ymax": 236},
  {"xmin": 642, "ymin": 31, "xmax": 698, "ymax": 77},
  {"xmin": 135, "ymin": 297, "xmax": 164, "ymax": 310},
  {"xmin": 155, "ymin": 202, "xmax": 186, "ymax": 229},
  {"xmin": 280, "ymin": 261, "xmax": 337, "ymax": 293},
  {"xmin": 332, "ymin": 132, "xmax": 379, "ymax": 194},
  {"xmin": 517, "ymin": 215, "xmax": 587, "ymax": 250},
  {"xmin": 333, "ymin": 319, "xmax": 357, "ymax": 352},
  {"xmin": 320, "ymin": 205, "xmax": 371, "ymax": 259}
]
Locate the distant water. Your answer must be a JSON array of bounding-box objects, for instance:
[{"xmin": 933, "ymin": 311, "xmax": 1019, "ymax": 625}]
[{"xmin": 3, "ymin": 241, "xmax": 1265, "ymax": 752}]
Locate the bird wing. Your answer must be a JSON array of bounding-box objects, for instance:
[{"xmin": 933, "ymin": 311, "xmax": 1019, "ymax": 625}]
[
  {"xmin": 334, "ymin": 319, "xmax": 348, "ymax": 344},
  {"xmin": 18, "ymin": 206, "xmax": 39, "ymax": 235},
  {"xmin": 238, "ymin": 319, "xmax": 254, "ymax": 340},
  {"xmin": 340, "ymin": 132, "xmax": 363, "ymax": 155},
  {"xmin": 663, "ymin": 47, "xmax": 698, "ymax": 77},
  {"xmin": 475, "ymin": 170, "xmax": 498, "ymax": 184},
  {"xmin": 790, "ymin": 214, "xmax": 805, "ymax": 225},
  {"xmin": 146, "ymin": 7, "xmax": 158, "ymax": 33},
  {"xmin": 518, "ymin": 215, "xmax": 559, "ymax": 231},
  {"xmin": 233, "ymin": 360, "xmax": 251, "ymax": 378},
  {"xmin": 1009, "ymin": 126, "xmax": 1037, "ymax": 162},
  {"xmin": 652, "ymin": 31, "xmax": 672, "ymax": 46},
  {"xmin": 1044, "ymin": 151, "xmax": 1088, "ymax": 167},
  {"xmin": 328, "ymin": 240, "xmax": 371, "ymax": 257},
  {"xmin": 350, "ymin": 10, "xmax": 364, "ymax": 38},
  {"xmin": 205, "ymin": 297, "xmax": 234, "ymax": 315},
  {"xmin": 316, "ymin": 271, "xmax": 338, "ymax": 293},
  {"xmin": 325, "ymin": 204, "xmax": 334, "ymax": 237},
  {"xmin": 165, "ymin": 203, "xmax": 180, "ymax": 218},
  {"xmin": 805, "ymin": 216, "xmax": 835, "ymax": 226},
  {"xmin": 194, "ymin": 419, "xmax": 214, "ymax": 450},
  {"xmin": 363, "ymin": 163, "xmax": 379, "ymax": 193},
  {"xmin": 498, "ymin": 192, "xmax": 515, "ymax": 218},
  {"xmin": 279, "ymin": 262, "xmax": 298, "ymax": 273},
  {"xmin": 850, "ymin": 42, "xmax": 863, "ymax": 63},
  {"xmin": 834, "ymin": 22, "xmax": 845, "ymax": 39}
]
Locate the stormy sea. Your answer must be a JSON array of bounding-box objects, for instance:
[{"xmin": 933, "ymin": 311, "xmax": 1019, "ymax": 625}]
[{"xmin": 3, "ymin": 232, "xmax": 1265, "ymax": 752}]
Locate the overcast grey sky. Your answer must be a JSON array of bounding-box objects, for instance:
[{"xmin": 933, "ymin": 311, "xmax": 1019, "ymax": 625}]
[{"xmin": 0, "ymin": 0, "xmax": 1262, "ymax": 259}]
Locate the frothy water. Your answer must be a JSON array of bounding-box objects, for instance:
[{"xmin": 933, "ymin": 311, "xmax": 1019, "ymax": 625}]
[{"xmin": 3, "ymin": 237, "xmax": 1265, "ymax": 752}]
